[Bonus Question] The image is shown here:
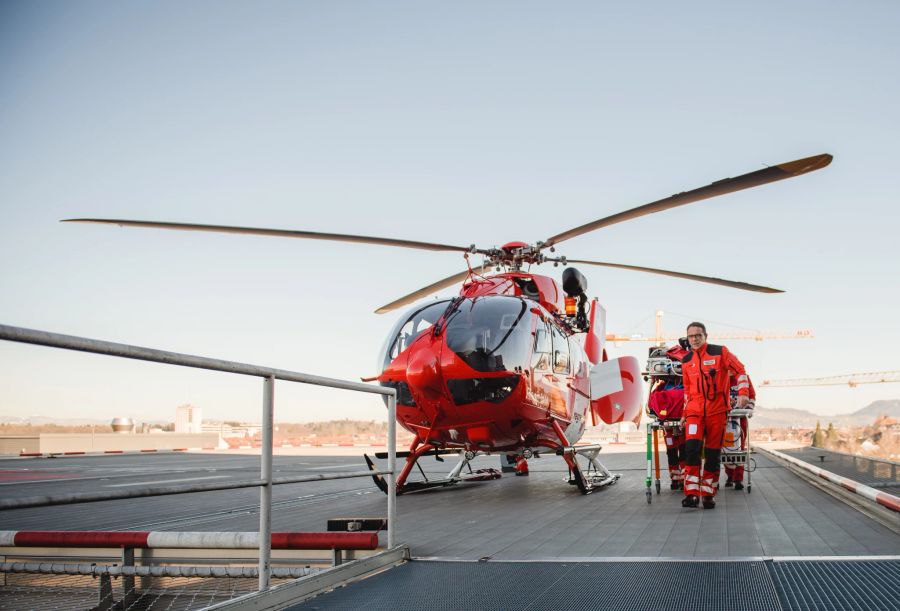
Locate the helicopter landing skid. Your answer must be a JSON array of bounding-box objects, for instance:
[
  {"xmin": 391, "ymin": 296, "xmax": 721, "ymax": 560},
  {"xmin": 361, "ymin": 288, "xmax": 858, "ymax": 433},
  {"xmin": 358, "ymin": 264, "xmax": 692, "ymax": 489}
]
[
  {"xmin": 400, "ymin": 468, "xmax": 502, "ymax": 493},
  {"xmin": 364, "ymin": 450, "xmax": 501, "ymax": 495},
  {"xmin": 560, "ymin": 444, "xmax": 621, "ymax": 495},
  {"xmin": 363, "ymin": 453, "xmax": 390, "ymax": 494}
]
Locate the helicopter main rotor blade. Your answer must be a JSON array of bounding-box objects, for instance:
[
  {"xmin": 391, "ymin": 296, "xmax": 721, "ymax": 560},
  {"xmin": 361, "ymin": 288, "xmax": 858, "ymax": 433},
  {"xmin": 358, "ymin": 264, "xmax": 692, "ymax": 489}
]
[
  {"xmin": 61, "ymin": 219, "xmax": 475, "ymax": 253},
  {"xmin": 375, "ymin": 264, "xmax": 494, "ymax": 314},
  {"xmin": 543, "ymin": 153, "xmax": 832, "ymax": 248},
  {"xmin": 565, "ymin": 259, "xmax": 783, "ymax": 293}
]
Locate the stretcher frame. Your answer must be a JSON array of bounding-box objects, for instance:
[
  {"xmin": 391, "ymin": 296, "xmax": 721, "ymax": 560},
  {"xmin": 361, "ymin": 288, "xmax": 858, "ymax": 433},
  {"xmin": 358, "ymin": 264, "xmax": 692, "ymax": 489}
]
[
  {"xmin": 720, "ymin": 407, "xmax": 755, "ymax": 493},
  {"xmin": 645, "ymin": 418, "xmax": 684, "ymax": 504},
  {"xmin": 643, "ymin": 370, "xmax": 684, "ymax": 504}
]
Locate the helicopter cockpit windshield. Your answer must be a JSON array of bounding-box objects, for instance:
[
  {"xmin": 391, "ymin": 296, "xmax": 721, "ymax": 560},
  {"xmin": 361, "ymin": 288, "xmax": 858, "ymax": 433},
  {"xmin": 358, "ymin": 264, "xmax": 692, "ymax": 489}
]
[
  {"xmin": 380, "ymin": 299, "xmax": 450, "ymax": 371},
  {"xmin": 445, "ymin": 296, "xmax": 532, "ymax": 373}
]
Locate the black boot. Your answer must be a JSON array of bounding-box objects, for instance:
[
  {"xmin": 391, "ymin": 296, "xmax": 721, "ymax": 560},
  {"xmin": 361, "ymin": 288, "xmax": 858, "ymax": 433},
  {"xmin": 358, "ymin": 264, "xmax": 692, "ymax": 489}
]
[
  {"xmin": 682, "ymin": 495, "xmax": 700, "ymax": 508},
  {"xmin": 702, "ymin": 497, "xmax": 716, "ymax": 509},
  {"xmin": 670, "ymin": 480, "xmax": 679, "ymax": 490},
  {"xmin": 724, "ymin": 480, "xmax": 733, "ymax": 488},
  {"xmin": 734, "ymin": 482, "xmax": 744, "ymax": 491}
]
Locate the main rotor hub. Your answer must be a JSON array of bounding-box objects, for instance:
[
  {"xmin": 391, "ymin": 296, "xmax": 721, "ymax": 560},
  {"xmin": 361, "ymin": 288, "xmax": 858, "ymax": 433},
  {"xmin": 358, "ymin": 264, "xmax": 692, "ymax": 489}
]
[
  {"xmin": 482, "ymin": 241, "xmax": 540, "ymax": 270},
  {"xmin": 481, "ymin": 241, "xmax": 566, "ymax": 271}
]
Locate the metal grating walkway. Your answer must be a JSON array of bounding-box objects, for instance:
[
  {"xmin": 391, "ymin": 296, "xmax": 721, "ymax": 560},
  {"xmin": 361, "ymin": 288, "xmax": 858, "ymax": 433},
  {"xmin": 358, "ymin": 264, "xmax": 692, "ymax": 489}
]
[
  {"xmin": 288, "ymin": 559, "xmax": 900, "ymax": 611},
  {"xmin": 771, "ymin": 560, "xmax": 900, "ymax": 611},
  {"xmin": 288, "ymin": 560, "xmax": 781, "ymax": 611}
]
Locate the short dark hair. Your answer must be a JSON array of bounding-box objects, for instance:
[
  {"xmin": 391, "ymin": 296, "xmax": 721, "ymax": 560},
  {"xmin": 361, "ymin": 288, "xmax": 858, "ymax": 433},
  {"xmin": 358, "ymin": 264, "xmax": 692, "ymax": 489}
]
[{"xmin": 686, "ymin": 322, "xmax": 707, "ymax": 335}]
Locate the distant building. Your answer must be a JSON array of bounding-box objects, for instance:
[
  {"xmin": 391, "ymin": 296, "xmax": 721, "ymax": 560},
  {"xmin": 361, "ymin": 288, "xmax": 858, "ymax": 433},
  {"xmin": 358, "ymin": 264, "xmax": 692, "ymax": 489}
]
[
  {"xmin": 201, "ymin": 420, "xmax": 262, "ymax": 437},
  {"xmin": 175, "ymin": 404, "xmax": 202, "ymax": 434}
]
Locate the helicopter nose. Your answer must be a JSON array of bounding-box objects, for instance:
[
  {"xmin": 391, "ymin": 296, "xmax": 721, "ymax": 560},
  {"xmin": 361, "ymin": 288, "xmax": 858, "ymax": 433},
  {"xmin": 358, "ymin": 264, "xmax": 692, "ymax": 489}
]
[{"xmin": 406, "ymin": 345, "xmax": 443, "ymax": 400}]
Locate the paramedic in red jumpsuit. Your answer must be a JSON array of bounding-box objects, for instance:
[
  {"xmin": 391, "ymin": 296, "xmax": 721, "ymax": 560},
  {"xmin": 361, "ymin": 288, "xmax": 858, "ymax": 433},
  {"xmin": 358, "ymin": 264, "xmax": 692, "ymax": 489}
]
[{"xmin": 680, "ymin": 322, "xmax": 750, "ymax": 509}]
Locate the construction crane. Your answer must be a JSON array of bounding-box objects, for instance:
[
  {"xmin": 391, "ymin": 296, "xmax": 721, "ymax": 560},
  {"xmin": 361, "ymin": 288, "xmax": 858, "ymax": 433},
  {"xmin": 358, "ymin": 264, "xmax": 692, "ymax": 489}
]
[
  {"xmin": 606, "ymin": 310, "xmax": 814, "ymax": 345},
  {"xmin": 761, "ymin": 371, "xmax": 900, "ymax": 388}
]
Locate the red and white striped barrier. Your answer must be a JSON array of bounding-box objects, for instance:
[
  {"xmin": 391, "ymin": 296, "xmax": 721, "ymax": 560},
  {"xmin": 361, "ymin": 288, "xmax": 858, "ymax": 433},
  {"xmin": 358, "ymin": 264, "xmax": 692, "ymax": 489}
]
[
  {"xmin": 18, "ymin": 448, "xmax": 199, "ymax": 458},
  {"xmin": 762, "ymin": 447, "xmax": 900, "ymax": 513},
  {"xmin": 0, "ymin": 530, "xmax": 378, "ymax": 550}
]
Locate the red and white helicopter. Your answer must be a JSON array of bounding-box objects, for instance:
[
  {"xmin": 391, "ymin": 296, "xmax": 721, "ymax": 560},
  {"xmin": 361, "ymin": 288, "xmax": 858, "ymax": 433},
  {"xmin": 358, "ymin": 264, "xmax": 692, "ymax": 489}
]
[{"xmin": 66, "ymin": 153, "xmax": 832, "ymax": 494}]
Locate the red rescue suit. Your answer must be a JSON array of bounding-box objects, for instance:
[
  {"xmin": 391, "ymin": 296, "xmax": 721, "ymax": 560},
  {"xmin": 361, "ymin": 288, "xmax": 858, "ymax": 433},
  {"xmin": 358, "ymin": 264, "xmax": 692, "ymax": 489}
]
[
  {"xmin": 515, "ymin": 456, "xmax": 529, "ymax": 476},
  {"xmin": 681, "ymin": 344, "xmax": 749, "ymax": 500},
  {"xmin": 648, "ymin": 381, "xmax": 685, "ymax": 487},
  {"xmin": 658, "ymin": 344, "xmax": 689, "ymax": 487}
]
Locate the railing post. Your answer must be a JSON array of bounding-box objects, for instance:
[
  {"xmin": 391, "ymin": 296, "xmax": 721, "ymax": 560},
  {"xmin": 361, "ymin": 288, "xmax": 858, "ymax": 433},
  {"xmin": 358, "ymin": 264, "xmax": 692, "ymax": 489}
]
[
  {"xmin": 98, "ymin": 572, "xmax": 113, "ymax": 611},
  {"xmin": 387, "ymin": 391, "xmax": 397, "ymax": 549},
  {"xmin": 122, "ymin": 546, "xmax": 136, "ymax": 608},
  {"xmin": 259, "ymin": 375, "xmax": 274, "ymax": 591}
]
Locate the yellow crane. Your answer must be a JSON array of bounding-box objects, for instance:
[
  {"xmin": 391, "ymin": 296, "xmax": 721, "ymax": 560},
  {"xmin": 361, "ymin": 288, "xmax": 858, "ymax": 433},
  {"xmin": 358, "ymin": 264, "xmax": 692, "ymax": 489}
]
[
  {"xmin": 606, "ymin": 310, "xmax": 813, "ymax": 345},
  {"xmin": 761, "ymin": 371, "xmax": 900, "ymax": 388}
]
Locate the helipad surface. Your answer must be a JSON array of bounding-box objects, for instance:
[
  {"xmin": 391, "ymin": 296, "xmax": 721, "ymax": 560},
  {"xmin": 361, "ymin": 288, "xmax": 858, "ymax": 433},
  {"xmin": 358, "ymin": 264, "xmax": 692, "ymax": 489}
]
[{"xmin": 1, "ymin": 450, "xmax": 897, "ymax": 558}]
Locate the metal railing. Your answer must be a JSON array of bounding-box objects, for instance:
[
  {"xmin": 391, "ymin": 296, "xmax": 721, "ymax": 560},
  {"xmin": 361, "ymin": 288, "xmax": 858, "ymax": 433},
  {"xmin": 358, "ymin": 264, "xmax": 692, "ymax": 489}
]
[
  {"xmin": 758, "ymin": 446, "xmax": 900, "ymax": 514},
  {"xmin": 0, "ymin": 324, "xmax": 398, "ymax": 591}
]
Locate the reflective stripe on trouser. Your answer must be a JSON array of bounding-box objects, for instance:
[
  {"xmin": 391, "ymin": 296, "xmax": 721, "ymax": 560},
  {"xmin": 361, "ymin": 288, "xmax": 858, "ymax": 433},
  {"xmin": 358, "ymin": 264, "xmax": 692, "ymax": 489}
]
[
  {"xmin": 700, "ymin": 471, "xmax": 717, "ymax": 498},
  {"xmin": 515, "ymin": 457, "xmax": 529, "ymax": 474},
  {"xmin": 684, "ymin": 473, "xmax": 700, "ymax": 494},
  {"xmin": 683, "ymin": 412, "xmax": 727, "ymax": 498}
]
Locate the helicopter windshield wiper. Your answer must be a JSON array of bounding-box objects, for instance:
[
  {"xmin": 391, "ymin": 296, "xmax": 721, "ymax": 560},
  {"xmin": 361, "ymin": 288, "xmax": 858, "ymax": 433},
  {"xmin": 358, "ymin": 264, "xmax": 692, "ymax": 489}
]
[{"xmin": 433, "ymin": 296, "xmax": 466, "ymax": 337}]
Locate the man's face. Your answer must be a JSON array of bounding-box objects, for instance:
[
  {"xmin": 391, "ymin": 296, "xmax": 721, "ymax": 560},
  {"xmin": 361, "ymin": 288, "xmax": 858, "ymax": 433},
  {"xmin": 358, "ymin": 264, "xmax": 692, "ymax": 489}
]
[{"xmin": 686, "ymin": 326, "xmax": 707, "ymax": 351}]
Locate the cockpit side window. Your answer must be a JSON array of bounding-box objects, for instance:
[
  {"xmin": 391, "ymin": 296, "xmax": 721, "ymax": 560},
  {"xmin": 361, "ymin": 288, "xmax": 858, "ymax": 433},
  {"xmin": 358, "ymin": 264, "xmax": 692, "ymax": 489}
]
[
  {"xmin": 533, "ymin": 321, "xmax": 551, "ymax": 370},
  {"xmin": 391, "ymin": 317, "xmax": 432, "ymax": 360},
  {"xmin": 381, "ymin": 300, "xmax": 450, "ymax": 370},
  {"xmin": 552, "ymin": 325, "xmax": 570, "ymax": 374}
]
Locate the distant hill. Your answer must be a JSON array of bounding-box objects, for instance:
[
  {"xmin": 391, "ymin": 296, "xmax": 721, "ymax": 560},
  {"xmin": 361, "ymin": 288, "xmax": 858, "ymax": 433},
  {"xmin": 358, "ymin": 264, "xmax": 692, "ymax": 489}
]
[
  {"xmin": 0, "ymin": 415, "xmax": 173, "ymax": 428},
  {"xmin": 752, "ymin": 407, "xmax": 820, "ymax": 429},
  {"xmin": 4, "ymin": 401, "xmax": 899, "ymax": 432},
  {"xmin": 753, "ymin": 399, "xmax": 900, "ymax": 429},
  {"xmin": 849, "ymin": 399, "xmax": 900, "ymax": 420},
  {"xmin": 0, "ymin": 415, "xmax": 116, "ymax": 426}
]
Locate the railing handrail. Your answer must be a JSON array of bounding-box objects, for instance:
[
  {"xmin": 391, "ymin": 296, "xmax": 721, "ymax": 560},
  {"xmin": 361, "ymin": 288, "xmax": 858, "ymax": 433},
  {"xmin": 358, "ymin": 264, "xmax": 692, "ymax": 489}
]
[
  {"xmin": 0, "ymin": 323, "xmax": 398, "ymax": 591},
  {"xmin": 804, "ymin": 445, "xmax": 900, "ymax": 469},
  {"xmin": 0, "ymin": 324, "xmax": 392, "ymax": 395},
  {"xmin": 0, "ymin": 470, "xmax": 392, "ymax": 510}
]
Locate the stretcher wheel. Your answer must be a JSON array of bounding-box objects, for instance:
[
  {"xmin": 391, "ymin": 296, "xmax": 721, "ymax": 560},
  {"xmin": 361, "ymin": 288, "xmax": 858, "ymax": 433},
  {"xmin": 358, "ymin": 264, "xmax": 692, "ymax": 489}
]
[
  {"xmin": 747, "ymin": 484, "xmax": 752, "ymax": 493},
  {"xmin": 646, "ymin": 490, "xmax": 652, "ymax": 504},
  {"xmin": 655, "ymin": 481, "xmax": 661, "ymax": 494}
]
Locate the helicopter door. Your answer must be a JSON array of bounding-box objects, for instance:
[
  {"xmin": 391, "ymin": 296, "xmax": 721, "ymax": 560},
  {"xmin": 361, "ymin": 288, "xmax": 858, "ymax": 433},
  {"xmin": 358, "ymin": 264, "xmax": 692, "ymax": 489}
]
[
  {"xmin": 550, "ymin": 325, "xmax": 572, "ymax": 419},
  {"xmin": 531, "ymin": 321, "xmax": 552, "ymax": 412},
  {"xmin": 567, "ymin": 337, "xmax": 590, "ymax": 436},
  {"xmin": 531, "ymin": 322, "xmax": 570, "ymax": 418}
]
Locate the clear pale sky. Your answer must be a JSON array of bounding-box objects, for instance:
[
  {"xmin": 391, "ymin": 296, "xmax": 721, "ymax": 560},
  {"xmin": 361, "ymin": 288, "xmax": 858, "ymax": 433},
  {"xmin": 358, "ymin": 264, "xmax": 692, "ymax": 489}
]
[{"xmin": 1, "ymin": 2, "xmax": 898, "ymax": 424}]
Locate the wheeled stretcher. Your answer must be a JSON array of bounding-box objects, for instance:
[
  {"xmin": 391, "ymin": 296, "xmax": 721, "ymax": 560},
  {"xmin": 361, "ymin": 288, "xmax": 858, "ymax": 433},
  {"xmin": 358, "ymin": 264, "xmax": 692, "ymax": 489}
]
[
  {"xmin": 720, "ymin": 407, "xmax": 755, "ymax": 492},
  {"xmin": 643, "ymin": 345, "xmax": 686, "ymax": 504}
]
